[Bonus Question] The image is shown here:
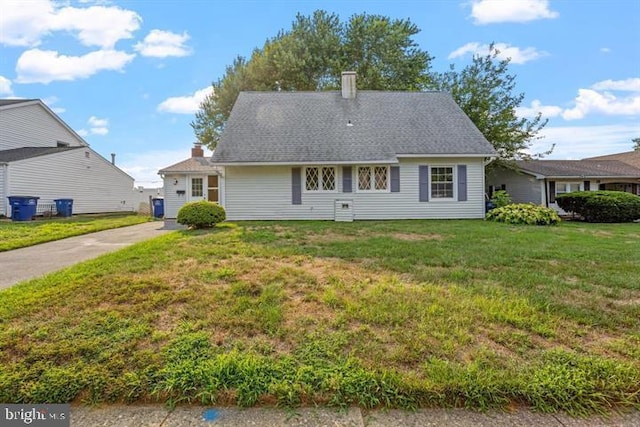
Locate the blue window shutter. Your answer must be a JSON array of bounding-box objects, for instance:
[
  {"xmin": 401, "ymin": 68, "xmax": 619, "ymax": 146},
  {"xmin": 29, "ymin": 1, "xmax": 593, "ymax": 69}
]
[
  {"xmin": 419, "ymin": 165, "xmax": 429, "ymax": 202},
  {"xmin": 390, "ymin": 166, "xmax": 400, "ymax": 192},
  {"xmin": 342, "ymin": 166, "xmax": 352, "ymax": 193},
  {"xmin": 292, "ymin": 168, "xmax": 302, "ymax": 205},
  {"xmin": 457, "ymin": 165, "xmax": 467, "ymax": 201}
]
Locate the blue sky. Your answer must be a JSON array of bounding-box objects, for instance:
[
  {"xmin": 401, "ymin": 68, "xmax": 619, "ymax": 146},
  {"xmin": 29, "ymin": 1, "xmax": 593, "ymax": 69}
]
[{"xmin": 1, "ymin": 0, "xmax": 639, "ymax": 187}]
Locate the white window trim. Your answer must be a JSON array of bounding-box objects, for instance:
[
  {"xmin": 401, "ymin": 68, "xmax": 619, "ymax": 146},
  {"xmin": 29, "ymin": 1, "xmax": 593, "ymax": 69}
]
[
  {"xmin": 355, "ymin": 165, "xmax": 390, "ymax": 193},
  {"xmin": 429, "ymin": 165, "xmax": 456, "ymax": 201},
  {"xmin": 303, "ymin": 166, "xmax": 338, "ymax": 193},
  {"xmin": 555, "ymin": 182, "xmax": 581, "ymax": 196}
]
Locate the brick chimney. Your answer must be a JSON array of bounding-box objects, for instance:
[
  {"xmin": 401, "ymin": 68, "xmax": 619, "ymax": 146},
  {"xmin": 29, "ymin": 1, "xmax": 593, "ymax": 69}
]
[
  {"xmin": 341, "ymin": 71, "xmax": 356, "ymax": 99},
  {"xmin": 191, "ymin": 143, "xmax": 204, "ymax": 158}
]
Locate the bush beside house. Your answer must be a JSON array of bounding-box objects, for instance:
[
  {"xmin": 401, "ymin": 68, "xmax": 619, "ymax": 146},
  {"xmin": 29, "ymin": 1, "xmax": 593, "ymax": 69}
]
[
  {"xmin": 486, "ymin": 203, "xmax": 561, "ymax": 225},
  {"xmin": 177, "ymin": 201, "xmax": 226, "ymax": 229},
  {"xmin": 556, "ymin": 191, "xmax": 640, "ymax": 223}
]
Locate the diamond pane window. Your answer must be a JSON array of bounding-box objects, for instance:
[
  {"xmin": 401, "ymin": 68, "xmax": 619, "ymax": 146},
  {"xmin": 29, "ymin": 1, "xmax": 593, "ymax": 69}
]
[
  {"xmin": 374, "ymin": 166, "xmax": 388, "ymax": 190},
  {"xmin": 358, "ymin": 167, "xmax": 371, "ymax": 190},
  {"xmin": 322, "ymin": 167, "xmax": 336, "ymax": 191},
  {"xmin": 306, "ymin": 167, "xmax": 319, "ymax": 191},
  {"xmin": 430, "ymin": 167, "xmax": 454, "ymax": 198}
]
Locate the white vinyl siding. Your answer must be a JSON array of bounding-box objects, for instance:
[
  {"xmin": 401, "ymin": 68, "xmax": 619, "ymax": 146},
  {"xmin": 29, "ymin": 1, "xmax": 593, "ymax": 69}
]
[
  {"xmin": 163, "ymin": 175, "xmax": 188, "ymax": 219},
  {"xmin": 486, "ymin": 167, "xmax": 543, "ymax": 205},
  {"xmin": 222, "ymin": 157, "xmax": 486, "ymax": 220},
  {"xmin": 0, "ymin": 103, "xmax": 85, "ymax": 150},
  {"xmin": 6, "ymin": 149, "xmax": 134, "ymax": 215}
]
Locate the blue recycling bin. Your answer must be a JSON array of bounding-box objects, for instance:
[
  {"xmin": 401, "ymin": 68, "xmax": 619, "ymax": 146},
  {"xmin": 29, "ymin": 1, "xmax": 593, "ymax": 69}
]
[
  {"xmin": 54, "ymin": 199, "xmax": 74, "ymax": 217},
  {"xmin": 152, "ymin": 198, "xmax": 164, "ymax": 218},
  {"xmin": 8, "ymin": 196, "xmax": 39, "ymax": 221}
]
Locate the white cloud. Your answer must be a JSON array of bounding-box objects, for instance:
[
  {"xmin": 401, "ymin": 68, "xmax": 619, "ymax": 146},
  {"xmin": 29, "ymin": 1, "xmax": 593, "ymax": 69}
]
[
  {"xmin": 470, "ymin": 0, "xmax": 559, "ymax": 25},
  {"xmin": 516, "ymin": 100, "xmax": 563, "ymax": 118},
  {"xmin": 591, "ymin": 78, "xmax": 640, "ymax": 92},
  {"xmin": 15, "ymin": 48, "xmax": 136, "ymax": 84},
  {"xmin": 0, "ymin": 0, "xmax": 141, "ymax": 49},
  {"xmin": 0, "ymin": 76, "xmax": 13, "ymax": 95},
  {"xmin": 134, "ymin": 30, "xmax": 192, "ymax": 58},
  {"xmin": 157, "ymin": 87, "xmax": 213, "ymax": 114},
  {"xmin": 529, "ymin": 123, "xmax": 640, "ymax": 159},
  {"xmin": 562, "ymin": 89, "xmax": 640, "ymax": 120},
  {"xmin": 600, "ymin": 47, "xmax": 611, "ymax": 54},
  {"xmin": 42, "ymin": 96, "xmax": 65, "ymax": 113},
  {"xmin": 78, "ymin": 116, "xmax": 109, "ymax": 136},
  {"xmin": 119, "ymin": 147, "xmax": 212, "ymax": 187},
  {"xmin": 448, "ymin": 42, "xmax": 547, "ymax": 64}
]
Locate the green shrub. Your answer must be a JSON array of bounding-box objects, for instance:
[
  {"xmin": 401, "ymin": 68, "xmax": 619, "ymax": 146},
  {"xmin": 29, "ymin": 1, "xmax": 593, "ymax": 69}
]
[
  {"xmin": 177, "ymin": 201, "xmax": 226, "ymax": 229},
  {"xmin": 556, "ymin": 191, "xmax": 640, "ymax": 223},
  {"xmin": 490, "ymin": 190, "xmax": 512, "ymax": 208},
  {"xmin": 485, "ymin": 203, "xmax": 561, "ymax": 225}
]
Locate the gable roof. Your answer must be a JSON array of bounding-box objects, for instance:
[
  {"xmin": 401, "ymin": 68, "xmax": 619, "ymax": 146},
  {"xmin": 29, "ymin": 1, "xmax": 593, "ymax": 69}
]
[
  {"xmin": 0, "ymin": 98, "xmax": 89, "ymax": 147},
  {"xmin": 159, "ymin": 156, "xmax": 217, "ymax": 174},
  {"xmin": 211, "ymin": 91, "xmax": 497, "ymax": 165},
  {"xmin": 0, "ymin": 146, "xmax": 82, "ymax": 163},
  {"xmin": 516, "ymin": 159, "xmax": 640, "ymax": 178},
  {"xmin": 584, "ymin": 151, "xmax": 640, "ymax": 169}
]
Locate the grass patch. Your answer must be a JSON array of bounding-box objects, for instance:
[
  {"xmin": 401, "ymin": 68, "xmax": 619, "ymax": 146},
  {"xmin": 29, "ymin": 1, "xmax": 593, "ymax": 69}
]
[
  {"xmin": 0, "ymin": 220, "xmax": 639, "ymax": 415},
  {"xmin": 0, "ymin": 213, "xmax": 152, "ymax": 251}
]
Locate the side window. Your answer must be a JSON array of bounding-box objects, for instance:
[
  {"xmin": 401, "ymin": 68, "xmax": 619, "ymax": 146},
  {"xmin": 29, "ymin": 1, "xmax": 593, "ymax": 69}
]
[
  {"xmin": 305, "ymin": 167, "xmax": 336, "ymax": 191},
  {"xmin": 430, "ymin": 166, "xmax": 454, "ymax": 199},
  {"xmin": 192, "ymin": 178, "xmax": 203, "ymax": 197}
]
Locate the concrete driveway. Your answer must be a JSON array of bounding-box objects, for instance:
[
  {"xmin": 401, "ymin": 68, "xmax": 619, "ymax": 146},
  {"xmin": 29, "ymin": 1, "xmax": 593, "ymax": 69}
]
[{"xmin": 0, "ymin": 221, "xmax": 177, "ymax": 290}]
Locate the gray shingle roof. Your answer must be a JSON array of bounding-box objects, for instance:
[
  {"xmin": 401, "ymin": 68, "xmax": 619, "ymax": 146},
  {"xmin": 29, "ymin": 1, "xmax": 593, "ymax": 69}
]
[
  {"xmin": 0, "ymin": 99, "xmax": 35, "ymax": 107},
  {"xmin": 211, "ymin": 91, "xmax": 497, "ymax": 164},
  {"xmin": 0, "ymin": 147, "xmax": 82, "ymax": 163},
  {"xmin": 585, "ymin": 151, "xmax": 640, "ymax": 169},
  {"xmin": 159, "ymin": 156, "xmax": 216, "ymax": 173},
  {"xmin": 516, "ymin": 159, "xmax": 640, "ymax": 178}
]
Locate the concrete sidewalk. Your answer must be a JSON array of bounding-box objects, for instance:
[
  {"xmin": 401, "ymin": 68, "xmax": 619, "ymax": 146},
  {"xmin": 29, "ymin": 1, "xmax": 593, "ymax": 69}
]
[
  {"xmin": 70, "ymin": 405, "xmax": 640, "ymax": 427},
  {"xmin": 0, "ymin": 221, "xmax": 178, "ymax": 290}
]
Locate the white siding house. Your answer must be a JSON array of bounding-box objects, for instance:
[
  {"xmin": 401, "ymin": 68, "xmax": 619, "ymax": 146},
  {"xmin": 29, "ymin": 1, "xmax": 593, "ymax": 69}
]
[
  {"xmin": 158, "ymin": 144, "xmax": 223, "ymax": 219},
  {"xmin": 223, "ymin": 157, "xmax": 487, "ymax": 220},
  {"xmin": 0, "ymin": 99, "xmax": 135, "ymax": 217},
  {"xmin": 208, "ymin": 72, "xmax": 497, "ymax": 220},
  {"xmin": 487, "ymin": 160, "xmax": 640, "ymax": 214}
]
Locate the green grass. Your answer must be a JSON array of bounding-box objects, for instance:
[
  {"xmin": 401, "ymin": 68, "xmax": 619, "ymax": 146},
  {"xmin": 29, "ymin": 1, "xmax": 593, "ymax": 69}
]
[
  {"xmin": 0, "ymin": 213, "xmax": 153, "ymax": 251},
  {"xmin": 0, "ymin": 220, "xmax": 639, "ymax": 415}
]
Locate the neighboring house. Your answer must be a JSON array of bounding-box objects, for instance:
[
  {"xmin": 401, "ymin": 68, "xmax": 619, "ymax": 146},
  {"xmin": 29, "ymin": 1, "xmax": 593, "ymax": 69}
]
[
  {"xmin": 158, "ymin": 144, "xmax": 222, "ymax": 219},
  {"xmin": 487, "ymin": 159, "xmax": 640, "ymax": 213},
  {"xmin": 586, "ymin": 150, "xmax": 640, "ymax": 170},
  {"xmin": 0, "ymin": 99, "xmax": 135, "ymax": 217},
  {"xmin": 204, "ymin": 72, "xmax": 497, "ymax": 221}
]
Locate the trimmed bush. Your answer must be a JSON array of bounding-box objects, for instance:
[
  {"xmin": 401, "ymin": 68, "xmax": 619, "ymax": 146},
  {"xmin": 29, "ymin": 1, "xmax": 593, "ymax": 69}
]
[
  {"xmin": 556, "ymin": 191, "xmax": 640, "ymax": 223},
  {"xmin": 177, "ymin": 201, "xmax": 226, "ymax": 229},
  {"xmin": 485, "ymin": 203, "xmax": 561, "ymax": 225}
]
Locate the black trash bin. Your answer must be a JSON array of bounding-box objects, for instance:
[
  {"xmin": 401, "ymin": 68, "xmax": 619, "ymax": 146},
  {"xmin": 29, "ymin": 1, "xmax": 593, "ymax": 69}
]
[
  {"xmin": 152, "ymin": 198, "xmax": 164, "ymax": 218},
  {"xmin": 7, "ymin": 196, "xmax": 39, "ymax": 221},
  {"xmin": 54, "ymin": 199, "xmax": 74, "ymax": 217}
]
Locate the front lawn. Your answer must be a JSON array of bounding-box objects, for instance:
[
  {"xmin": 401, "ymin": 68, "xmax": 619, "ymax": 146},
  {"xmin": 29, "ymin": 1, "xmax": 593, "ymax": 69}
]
[
  {"xmin": 0, "ymin": 220, "xmax": 638, "ymax": 415},
  {"xmin": 0, "ymin": 213, "xmax": 152, "ymax": 251}
]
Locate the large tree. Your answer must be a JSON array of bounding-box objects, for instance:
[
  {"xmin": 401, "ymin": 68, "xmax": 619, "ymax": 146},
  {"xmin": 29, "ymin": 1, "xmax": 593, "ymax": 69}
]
[
  {"xmin": 192, "ymin": 10, "xmax": 433, "ymax": 149},
  {"xmin": 431, "ymin": 45, "xmax": 549, "ymax": 164},
  {"xmin": 633, "ymin": 137, "xmax": 640, "ymax": 151}
]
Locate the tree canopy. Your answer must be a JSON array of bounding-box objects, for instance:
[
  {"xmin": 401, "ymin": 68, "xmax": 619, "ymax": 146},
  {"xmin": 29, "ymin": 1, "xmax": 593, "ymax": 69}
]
[
  {"xmin": 192, "ymin": 10, "xmax": 433, "ymax": 148},
  {"xmin": 193, "ymin": 12, "xmax": 549, "ymax": 164},
  {"xmin": 430, "ymin": 45, "xmax": 549, "ymax": 164},
  {"xmin": 633, "ymin": 137, "xmax": 640, "ymax": 151}
]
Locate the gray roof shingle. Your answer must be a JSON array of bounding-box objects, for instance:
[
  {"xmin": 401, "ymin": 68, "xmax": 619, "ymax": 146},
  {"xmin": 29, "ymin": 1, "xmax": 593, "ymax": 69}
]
[
  {"xmin": 516, "ymin": 159, "xmax": 640, "ymax": 178},
  {"xmin": 0, "ymin": 99, "xmax": 35, "ymax": 107},
  {"xmin": 0, "ymin": 147, "xmax": 82, "ymax": 163},
  {"xmin": 211, "ymin": 91, "xmax": 496, "ymax": 164},
  {"xmin": 159, "ymin": 157, "xmax": 216, "ymax": 173},
  {"xmin": 585, "ymin": 151, "xmax": 640, "ymax": 169}
]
